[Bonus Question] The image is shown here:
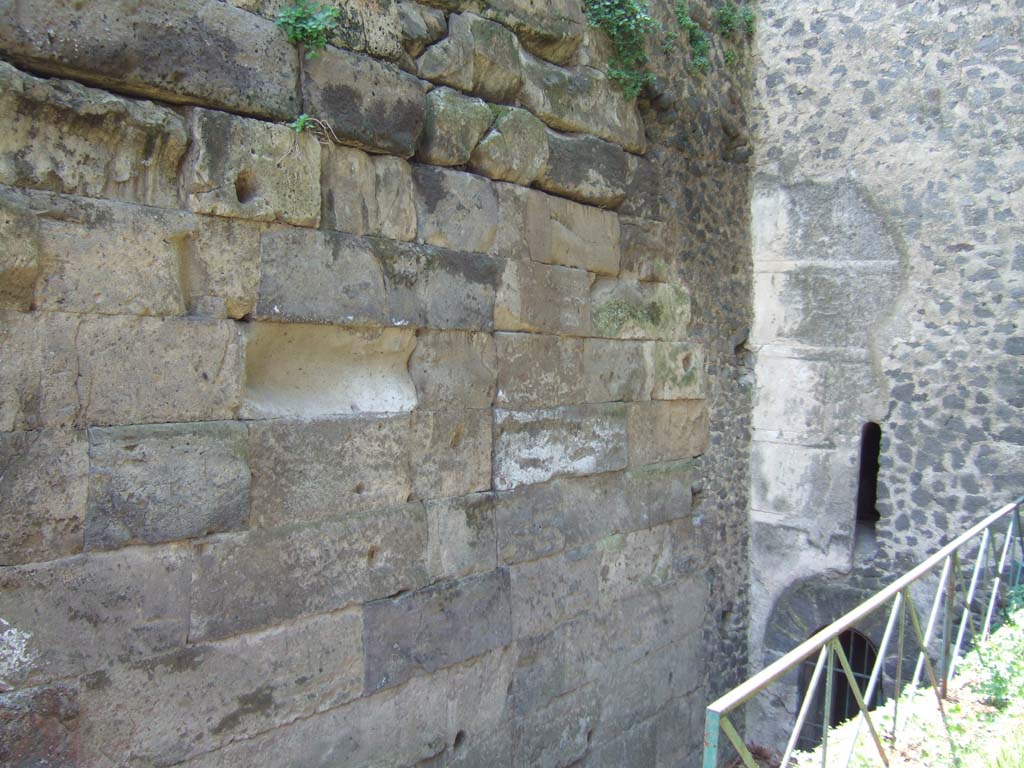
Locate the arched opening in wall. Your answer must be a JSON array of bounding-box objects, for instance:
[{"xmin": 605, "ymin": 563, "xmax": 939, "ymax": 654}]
[
  {"xmin": 855, "ymin": 422, "xmax": 882, "ymax": 556},
  {"xmin": 796, "ymin": 629, "xmax": 883, "ymax": 751}
]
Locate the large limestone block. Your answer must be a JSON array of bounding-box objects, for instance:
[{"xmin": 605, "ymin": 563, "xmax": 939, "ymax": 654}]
[
  {"xmin": 591, "ymin": 278, "xmax": 691, "ymax": 340},
  {"xmin": 183, "ymin": 109, "xmax": 320, "ymax": 226},
  {"xmin": 249, "ymin": 415, "xmax": 413, "ymax": 528},
  {"xmin": 399, "ymin": 1, "xmax": 448, "ymax": 58},
  {"xmin": 513, "ymin": 685, "xmax": 599, "ymax": 766},
  {"xmin": 627, "ymin": 400, "xmax": 709, "ymax": 466},
  {"xmin": 416, "ymin": 12, "xmax": 475, "ymax": 91},
  {"xmin": 0, "ymin": 0, "xmax": 300, "ymax": 119},
  {"xmin": 652, "ymin": 341, "xmax": 706, "ymax": 400},
  {"xmin": 0, "ymin": 429, "xmax": 87, "ymax": 566},
  {"xmin": 413, "ymin": 165, "xmax": 498, "ymax": 253},
  {"xmin": 321, "ymin": 145, "xmax": 417, "ymax": 241},
  {"xmin": 480, "ymin": 0, "xmax": 584, "ymax": 65},
  {"xmin": 0, "ymin": 547, "xmax": 190, "ymax": 686},
  {"xmin": 529, "ymin": 192, "xmax": 621, "ymax": 275},
  {"xmin": 417, "ymin": 87, "xmax": 493, "ymax": 166},
  {"xmin": 537, "ymin": 130, "xmax": 627, "ymax": 207},
  {"xmin": 409, "ymin": 330, "xmax": 497, "ymax": 409},
  {"xmin": 518, "ymin": 52, "xmax": 646, "ymax": 153},
  {"xmin": 465, "ymin": 13, "xmax": 523, "ymax": 101},
  {"xmin": 493, "ymin": 403, "xmax": 627, "ymax": 489},
  {"xmin": 0, "ymin": 61, "xmax": 186, "ymax": 208},
  {"xmin": 80, "ymin": 611, "xmax": 363, "ymax": 766},
  {"xmin": 619, "ymin": 216, "xmax": 674, "ymax": 282},
  {"xmin": 509, "ymin": 546, "xmax": 599, "ymax": 638},
  {"xmin": 0, "ymin": 311, "xmax": 79, "ymax": 431},
  {"xmin": 495, "ymin": 332, "xmax": 585, "ymax": 407},
  {"xmin": 85, "ymin": 422, "xmax": 250, "ymax": 551},
  {"xmin": 303, "ymin": 45, "xmax": 427, "ymax": 158},
  {"xmin": 494, "ymin": 259, "xmax": 592, "ymax": 335},
  {"xmin": 582, "ymin": 338, "xmax": 654, "ymax": 402},
  {"xmin": 363, "ymin": 569, "xmax": 512, "ymax": 692},
  {"xmin": 426, "ymin": 493, "xmax": 498, "ymax": 580},
  {"xmin": 0, "ymin": 685, "xmax": 80, "ymax": 767},
  {"xmin": 596, "ymin": 520, "xmax": 692, "ymax": 605},
  {"xmin": 469, "ymin": 107, "xmax": 550, "ymax": 185},
  {"xmin": 189, "ymin": 504, "xmax": 431, "ymax": 641},
  {"xmin": 509, "ymin": 613, "xmax": 600, "ymax": 716},
  {"xmin": 411, "ymin": 409, "xmax": 493, "ymax": 499}
]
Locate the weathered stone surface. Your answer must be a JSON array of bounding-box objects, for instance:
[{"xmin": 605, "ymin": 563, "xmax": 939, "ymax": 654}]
[
  {"xmin": 510, "ymin": 546, "xmax": 599, "ymax": 639},
  {"xmin": 510, "ymin": 612, "xmax": 599, "ymax": 716},
  {"xmin": 492, "ymin": 182, "xmax": 533, "ymax": 261},
  {"xmin": 591, "ymin": 278, "xmax": 691, "ymax": 340},
  {"xmin": 469, "ymin": 107, "xmax": 550, "ymax": 185},
  {"xmin": 619, "ymin": 216, "xmax": 674, "ymax": 282},
  {"xmin": 585, "ymin": 721, "xmax": 657, "ymax": 768},
  {"xmin": 619, "ymin": 153, "xmax": 669, "ymax": 221},
  {"xmin": 0, "ymin": 0, "xmax": 300, "ymax": 119},
  {"xmin": 0, "ymin": 310, "xmax": 79, "ymax": 431},
  {"xmin": 327, "ymin": 0, "xmax": 406, "ymax": 62},
  {"xmin": 255, "ymin": 229, "xmax": 387, "ymax": 325},
  {"xmin": 242, "ymin": 324, "xmax": 417, "ymax": 419},
  {"xmin": 374, "ymin": 239, "xmax": 501, "ymax": 330},
  {"xmin": 80, "ymin": 611, "xmax": 362, "ymax": 766},
  {"xmin": 481, "ymin": 0, "xmax": 585, "ymax": 65},
  {"xmin": 249, "ymin": 415, "xmax": 412, "ymax": 528},
  {"xmin": 183, "ymin": 108, "xmax": 320, "ymax": 226},
  {"xmin": 465, "ymin": 13, "xmax": 523, "ymax": 101},
  {"xmin": 0, "ymin": 547, "xmax": 190, "ymax": 686},
  {"xmin": 0, "ymin": 685, "xmax": 79, "ymax": 767},
  {"xmin": 583, "ymin": 338, "xmax": 654, "ymax": 403},
  {"xmin": 321, "ymin": 145, "xmax": 417, "ymax": 241},
  {"xmin": 426, "ymin": 493, "xmax": 498, "ymax": 580},
  {"xmin": 85, "ymin": 422, "xmax": 249, "ymax": 551},
  {"xmin": 445, "ymin": 647, "xmax": 517, "ymax": 768},
  {"xmin": 413, "ymin": 165, "xmax": 498, "ymax": 253},
  {"xmin": 411, "ymin": 409, "xmax": 492, "ymax": 500},
  {"xmin": 409, "ymin": 330, "xmax": 497, "ymax": 409},
  {"xmin": 189, "ymin": 504, "xmax": 430, "ymax": 641},
  {"xmin": 304, "ymin": 45, "xmax": 427, "ymax": 158},
  {"xmin": 652, "ymin": 341, "xmax": 706, "ymax": 400},
  {"xmin": 399, "ymin": 1, "xmax": 448, "ymax": 58},
  {"xmin": 493, "ymin": 404, "xmax": 627, "ymax": 490},
  {"xmin": 363, "ymin": 569, "xmax": 512, "ymax": 692},
  {"xmin": 627, "ymin": 400, "xmax": 709, "ymax": 466},
  {"xmin": 416, "ymin": 12, "xmax": 475, "ymax": 91},
  {"xmin": 538, "ymin": 130, "xmax": 628, "ymax": 207},
  {"xmin": 76, "ymin": 316, "xmax": 244, "ymax": 426},
  {"xmin": 0, "ymin": 429, "xmax": 86, "ymax": 566},
  {"xmin": 494, "ymin": 259, "xmax": 592, "ymax": 335},
  {"xmin": 529, "ymin": 192, "xmax": 622, "ymax": 275},
  {"xmin": 513, "ymin": 685, "xmax": 599, "ymax": 767},
  {"xmin": 0, "ymin": 61, "xmax": 186, "ymax": 208},
  {"xmin": 186, "ymin": 215, "xmax": 262, "ymax": 319},
  {"xmin": 417, "ymin": 87, "xmax": 494, "ymax": 166},
  {"xmin": 597, "ymin": 520, "xmax": 693, "ymax": 605},
  {"xmin": 495, "ymin": 332, "xmax": 585, "ymax": 407},
  {"xmin": 0, "ymin": 191, "xmax": 39, "ymax": 312},
  {"xmin": 518, "ymin": 52, "xmax": 646, "ymax": 153}
]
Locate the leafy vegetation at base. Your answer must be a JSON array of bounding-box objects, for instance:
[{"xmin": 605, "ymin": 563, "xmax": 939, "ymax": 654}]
[{"xmin": 275, "ymin": 0, "xmax": 341, "ymax": 58}]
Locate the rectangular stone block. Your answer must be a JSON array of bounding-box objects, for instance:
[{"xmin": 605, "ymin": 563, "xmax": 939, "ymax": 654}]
[
  {"xmin": 480, "ymin": 0, "xmax": 584, "ymax": 65},
  {"xmin": 413, "ymin": 165, "xmax": 498, "ymax": 253},
  {"xmin": 493, "ymin": 404, "xmax": 627, "ymax": 490},
  {"xmin": 494, "ymin": 259, "xmax": 592, "ymax": 335},
  {"xmin": 303, "ymin": 45, "xmax": 426, "ymax": 158},
  {"xmin": 0, "ymin": 429, "xmax": 86, "ymax": 566},
  {"xmin": 186, "ymin": 215, "xmax": 262, "ymax": 320},
  {"xmin": 527, "ymin": 190, "xmax": 621, "ymax": 275},
  {"xmin": 374, "ymin": 239, "xmax": 501, "ymax": 331},
  {"xmin": 0, "ymin": 310, "xmax": 79, "ymax": 431},
  {"xmin": 512, "ymin": 684, "xmax": 599, "ymax": 768},
  {"xmin": 582, "ymin": 338, "xmax": 654, "ymax": 403},
  {"xmin": 627, "ymin": 400, "xmax": 709, "ymax": 466},
  {"xmin": 184, "ymin": 108, "xmax": 320, "ymax": 226},
  {"xmin": 411, "ymin": 409, "xmax": 492, "ymax": 500},
  {"xmin": 537, "ymin": 130, "xmax": 627, "ymax": 208},
  {"xmin": 652, "ymin": 342, "xmax": 706, "ymax": 400},
  {"xmin": 0, "ymin": 684, "xmax": 79, "ymax": 767},
  {"xmin": 619, "ymin": 216, "xmax": 674, "ymax": 282},
  {"xmin": 321, "ymin": 145, "xmax": 417, "ymax": 241},
  {"xmin": 363, "ymin": 569, "xmax": 512, "ymax": 692},
  {"xmin": 510, "ymin": 546, "xmax": 598, "ymax": 638},
  {"xmin": 591, "ymin": 277, "xmax": 691, "ymax": 341},
  {"xmin": 80, "ymin": 610, "xmax": 362, "ymax": 766},
  {"xmin": 409, "ymin": 330, "xmax": 497, "ymax": 409},
  {"xmin": 0, "ymin": 60, "xmax": 186, "ymax": 208},
  {"xmin": 249, "ymin": 415, "xmax": 412, "ymax": 528},
  {"xmin": 445, "ymin": 646, "xmax": 516, "ymax": 768},
  {"xmin": 596, "ymin": 520, "xmax": 693, "ymax": 606},
  {"xmin": 255, "ymin": 229, "xmax": 387, "ymax": 325},
  {"xmin": 426, "ymin": 493, "xmax": 498, "ymax": 581},
  {"xmin": 0, "ymin": 547, "xmax": 190, "ymax": 687},
  {"xmin": 495, "ymin": 332, "xmax": 584, "ymax": 408},
  {"xmin": 619, "ymin": 154, "xmax": 670, "ymax": 221},
  {"xmin": 510, "ymin": 613, "xmax": 599, "ymax": 716},
  {"xmin": 85, "ymin": 421, "xmax": 250, "ymax": 551},
  {"xmin": 189, "ymin": 503, "xmax": 430, "ymax": 641}
]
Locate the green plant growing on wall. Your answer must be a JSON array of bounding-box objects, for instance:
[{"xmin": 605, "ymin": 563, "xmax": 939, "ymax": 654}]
[
  {"xmin": 276, "ymin": 0, "xmax": 341, "ymax": 58},
  {"xmin": 675, "ymin": 1, "xmax": 710, "ymax": 73},
  {"xmin": 583, "ymin": 0, "xmax": 659, "ymax": 99},
  {"xmin": 715, "ymin": 1, "xmax": 756, "ymax": 39}
]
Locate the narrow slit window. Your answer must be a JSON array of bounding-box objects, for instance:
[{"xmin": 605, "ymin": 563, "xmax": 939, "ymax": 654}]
[{"xmin": 856, "ymin": 422, "xmax": 882, "ymax": 547}]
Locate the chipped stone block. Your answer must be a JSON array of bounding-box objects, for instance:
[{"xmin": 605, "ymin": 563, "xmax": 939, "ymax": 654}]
[
  {"xmin": 0, "ymin": 685, "xmax": 79, "ymax": 767},
  {"xmin": 186, "ymin": 215, "xmax": 262, "ymax": 320},
  {"xmin": 190, "ymin": 504, "xmax": 430, "ymax": 641},
  {"xmin": 591, "ymin": 278, "xmax": 691, "ymax": 340},
  {"xmin": 416, "ymin": 12, "xmax": 475, "ymax": 91},
  {"xmin": 0, "ymin": 60, "xmax": 186, "ymax": 207},
  {"xmin": 469, "ymin": 107, "xmax": 549, "ymax": 185},
  {"xmin": 426, "ymin": 493, "xmax": 497, "ymax": 580},
  {"xmin": 322, "ymin": 146, "xmax": 418, "ymax": 241},
  {"xmin": 0, "ymin": 0, "xmax": 300, "ymax": 120},
  {"xmin": 375, "ymin": 239, "xmax": 501, "ymax": 331},
  {"xmin": 85, "ymin": 421, "xmax": 249, "ymax": 551},
  {"xmin": 0, "ymin": 429, "xmax": 86, "ymax": 566},
  {"xmin": 363, "ymin": 569, "xmax": 512, "ymax": 692},
  {"xmin": 76, "ymin": 315, "xmax": 244, "ymax": 426},
  {"xmin": 518, "ymin": 52, "xmax": 645, "ymax": 153},
  {"xmin": 0, "ymin": 547, "xmax": 190, "ymax": 686},
  {"xmin": 304, "ymin": 45, "xmax": 427, "ymax": 158},
  {"xmin": 417, "ymin": 87, "xmax": 493, "ymax": 166},
  {"xmin": 0, "ymin": 310, "xmax": 79, "ymax": 431},
  {"xmin": 583, "ymin": 338, "xmax": 654, "ymax": 403},
  {"xmin": 510, "ymin": 546, "xmax": 599, "ymax": 639},
  {"xmin": 80, "ymin": 611, "xmax": 363, "ymax": 766},
  {"xmin": 538, "ymin": 130, "xmax": 627, "ymax": 207},
  {"xmin": 409, "ymin": 330, "xmax": 497, "ymax": 409},
  {"xmin": 619, "ymin": 216, "xmax": 674, "ymax": 282},
  {"xmin": 413, "ymin": 165, "xmax": 498, "ymax": 253},
  {"xmin": 183, "ymin": 108, "xmax": 320, "ymax": 226},
  {"xmin": 652, "ymin": 342, "xmax": 706, "ymax": 400},
  {"xmin": 248, "ymin": 414, "xmax": 413, "ymax": 528},
  {"xmin": 494, "ymin": 259, "xmax": 592, "ymax": 335},
  {"xmin": 526, "ymin": 189, "xmax": 621, "ymax": 276},
  {"xmin": 495, "ymin": 332, "xmax": 585, "ymax": 407},
  {"xmin": 411, "ymin": 409, "xmax": 492, "ymax": 500},
  {"xmin": 493, "ymin": 404, "xmax": 627, "ymax": 490},
  {"xmin": 627, "ymin": 400, "xmax": 709, "ymax": 466},
  {"xmin": 512, "ymin": 685, "xmax": 599, "ymax": 767},
  {"xmin": 481, "ymin": 0, "xmax": 584, "ymax": 65},
  {"xmin": 399, "ymin": 1, "xmax": 448, "ymax": 58}
]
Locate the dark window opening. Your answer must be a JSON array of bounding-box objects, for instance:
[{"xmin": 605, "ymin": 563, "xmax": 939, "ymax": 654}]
[{"xmin": 855, "ymin": 422, "xmax": 882, "ymax": 555}]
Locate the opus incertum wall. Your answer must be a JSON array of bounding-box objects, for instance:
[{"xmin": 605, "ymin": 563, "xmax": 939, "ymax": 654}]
[{"xmin": 0, "ymin": 0, "xmax": 754, "ymax": 764}]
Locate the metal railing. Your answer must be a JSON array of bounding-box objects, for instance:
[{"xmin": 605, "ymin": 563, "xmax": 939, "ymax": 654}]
[{"xmin": 703, "ymin": 494, "xmax": 1024, "ymax": 768}]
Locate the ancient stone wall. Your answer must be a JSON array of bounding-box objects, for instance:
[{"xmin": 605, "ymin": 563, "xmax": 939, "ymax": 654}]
[{"xmin": 0, "ymin": 1, "xmax": 754, "ymax": 765}]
